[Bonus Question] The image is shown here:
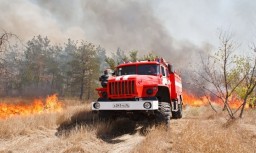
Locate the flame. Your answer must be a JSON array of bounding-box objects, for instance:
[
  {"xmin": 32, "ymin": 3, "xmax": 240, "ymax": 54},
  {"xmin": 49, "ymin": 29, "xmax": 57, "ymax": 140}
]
[
  {"xmin": 228, "ymin": 95, "xmax": 249, "ymax": 109},
  {"xmin": 0, "ymin": 94, "xmax": 63, "ymax": 119},
  {"xmin": 183, "ymin": 92, "xmax": 208, "ymax": 107},
  {"xmin": 183, "ymin": 92, "xmax": 248, "ymax": 109}
]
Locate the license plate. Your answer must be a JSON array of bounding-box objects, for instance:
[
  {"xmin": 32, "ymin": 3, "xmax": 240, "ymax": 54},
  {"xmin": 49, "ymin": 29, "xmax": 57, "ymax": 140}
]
[{"xmin": 113, "ymin": 103, "xmax": 130, "ymax": 108}]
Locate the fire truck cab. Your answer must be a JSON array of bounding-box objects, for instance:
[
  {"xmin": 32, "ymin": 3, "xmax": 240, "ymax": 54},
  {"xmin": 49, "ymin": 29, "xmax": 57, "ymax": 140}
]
[{"xmin": 92, "ymin": 58, "xmax": 183, "ymax": 126}]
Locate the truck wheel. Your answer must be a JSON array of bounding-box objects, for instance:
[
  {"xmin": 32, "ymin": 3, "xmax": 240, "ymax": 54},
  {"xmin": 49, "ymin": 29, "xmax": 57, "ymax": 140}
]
[
  {"xmin": 156, "ymin": 102, "xmax": 171, "ymax": 128},
  {"xmin": 172, "ymin": 103, "xmax": 182, "ymax": 119}
]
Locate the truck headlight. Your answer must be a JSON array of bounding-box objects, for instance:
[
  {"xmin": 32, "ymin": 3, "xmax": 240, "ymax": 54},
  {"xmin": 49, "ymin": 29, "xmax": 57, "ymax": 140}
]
[
  {"xmin": 146, "ymin": 89, "xmax": 153, "ymax": 95},
  {"xmin": 93, "ymin": 102, "xmax": 100, "ymax": 109},
  {"xmin": 102, "ymin": 91, "xmax": 107, "ymax": 98},
  {"xmin": 143, "ymin": 102, "xmax": 151, "ymax": 109}
]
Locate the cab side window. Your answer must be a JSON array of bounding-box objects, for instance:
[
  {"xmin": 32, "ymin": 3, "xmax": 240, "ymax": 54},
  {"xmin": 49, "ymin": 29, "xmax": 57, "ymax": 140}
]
[
  {"xmin": 166, "ymin": 68, "xmax": 169, "ymax": 77},
  {"xmin": 161, "ymin": 66, "xmax": 166, "ymax": 76}
]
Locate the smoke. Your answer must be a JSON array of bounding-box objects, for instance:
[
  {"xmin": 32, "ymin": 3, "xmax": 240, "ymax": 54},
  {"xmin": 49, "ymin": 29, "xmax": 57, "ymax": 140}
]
[
  {"xmin": 0, "ymin": 0, "xmax": 206, "ymax": 65},
  {"xmin": 0, "ymin": 0, "xmax": 210, "ymax": 94},
  {"xmin": 0, "ymin": 0, "xmax": 86, "ymax": 43}
]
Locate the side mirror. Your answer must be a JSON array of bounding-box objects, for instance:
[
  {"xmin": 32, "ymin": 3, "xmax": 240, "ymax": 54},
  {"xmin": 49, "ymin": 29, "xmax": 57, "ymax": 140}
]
[
  {"xmin": 112, "ymin": 71, "xmax": 115, "ymax": 76},
  {"xmin": 168, "ymin": 64, "xmax": 175, "ymax": 74}
]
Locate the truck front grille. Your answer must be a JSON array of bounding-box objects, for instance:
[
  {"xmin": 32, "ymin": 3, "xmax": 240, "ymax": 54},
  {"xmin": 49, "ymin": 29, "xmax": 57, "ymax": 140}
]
[{"xmin": 108, "ymin": 80, "xmax": 136, "ymax": 96}]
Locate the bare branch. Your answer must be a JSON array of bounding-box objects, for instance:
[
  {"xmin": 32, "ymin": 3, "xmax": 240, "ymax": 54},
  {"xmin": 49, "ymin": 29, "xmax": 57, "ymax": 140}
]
[{"xmin": 205, "ymin": 95, "xmax": 218, "ymax": 113}]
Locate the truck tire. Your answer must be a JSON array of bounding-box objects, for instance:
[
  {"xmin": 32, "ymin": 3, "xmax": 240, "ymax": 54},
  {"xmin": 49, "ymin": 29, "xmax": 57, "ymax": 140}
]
[
  {"xmin": 156, "ymin": 102, "xmax": 171, "ymax": 128},
  {"xmin": 172, "ymin": 103, "xmax": 182, "ymax": 119}
]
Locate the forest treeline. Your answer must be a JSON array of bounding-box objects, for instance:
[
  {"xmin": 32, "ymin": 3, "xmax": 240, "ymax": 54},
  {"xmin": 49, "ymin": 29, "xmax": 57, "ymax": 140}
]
[
  {"xmin": 0, "ymin": 35, "xmax": 154, "ymax": 100},
  {"xmin": 0, "ymin": 35, "xmax": 102, "ymax": 99}
]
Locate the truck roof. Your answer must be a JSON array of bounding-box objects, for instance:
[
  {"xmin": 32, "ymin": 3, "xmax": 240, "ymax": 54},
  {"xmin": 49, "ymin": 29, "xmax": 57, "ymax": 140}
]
[{"xmin": 117, "ymin": 61, "xmax": 163, "ymax": 68}]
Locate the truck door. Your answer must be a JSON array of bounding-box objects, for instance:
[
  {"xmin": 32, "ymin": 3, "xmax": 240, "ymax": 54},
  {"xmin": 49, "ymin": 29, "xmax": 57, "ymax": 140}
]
[{"xmin": 161, "ymin": 66, "xmax": 168, "ymax": 85}]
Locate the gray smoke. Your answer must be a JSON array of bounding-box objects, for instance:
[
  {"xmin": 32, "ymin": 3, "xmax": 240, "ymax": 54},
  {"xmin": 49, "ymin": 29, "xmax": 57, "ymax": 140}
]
[
  {"xmin": 0, "ymin": 0, "xmax": 210, "ymax": 94},
  {"xmin": 0, "ymin": 0, "xmax": 206, "ymax": 66},
  {"xmin": 32, "ymin": 0, "xmax": 207, "ymax": 68},
  {"xmin": 6, "ymin": 0, "xmax": 244, "ymax": 96}
]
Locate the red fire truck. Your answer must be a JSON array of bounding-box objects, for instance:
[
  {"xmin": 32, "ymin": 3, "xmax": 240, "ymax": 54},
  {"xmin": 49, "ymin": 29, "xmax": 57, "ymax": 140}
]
[{"xmin": 92, "ymin": 58, "xmax": 183, "ymax": 126}]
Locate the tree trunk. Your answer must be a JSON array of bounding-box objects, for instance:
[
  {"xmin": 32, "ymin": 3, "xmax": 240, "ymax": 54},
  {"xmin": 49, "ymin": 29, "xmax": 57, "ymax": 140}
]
[
  {"xmin": 87, "ymin": 81, "xmax": 90, "ymax": 100},
  {"xmin": 79, "ymin": 69, "xmax": 85, "ymax": 100},
  {"xmin": 224, "ymin": 98, "xmax": 235, "ymax": 119},
  {"xmin": 239, "ymin": 96, "xmax": 248, "ymax": 118},
  {"xmin": 87, "ymin": 72, "xmax": 92, "ymax": 100},
  {"xmin": 50, "ymin": 73, "xmax": 54, "ymax": 93},
  {"xmin": 205, "ymin": 96, "xmax": 217, "ymax": 113},
  {"xmin": 222, "ymin": 105, "xmax": 227, "ymax": 111},
  {"xmin": 239, "ymin": 83, "xmax": 256, "ymax": 117}
]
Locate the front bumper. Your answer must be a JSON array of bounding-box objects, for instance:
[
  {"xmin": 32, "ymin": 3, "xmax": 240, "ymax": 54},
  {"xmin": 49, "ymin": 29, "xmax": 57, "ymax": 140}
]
[{"xmin": 92, "ymin": 100, "xmax": 159, "ymax": 110}]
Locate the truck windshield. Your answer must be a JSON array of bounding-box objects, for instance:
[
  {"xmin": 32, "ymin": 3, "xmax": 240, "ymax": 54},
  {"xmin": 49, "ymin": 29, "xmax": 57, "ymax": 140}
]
[
  {"xmin": 117, "ymin": 64, "xmax": 159, "ymax": 76},
  {"xmin": 117, "ymin": 66, "xmax": 136, "ymax": 76},
  {"xmin": 138, "ymin": 64, "xmax": 159, "ymax": 75}
]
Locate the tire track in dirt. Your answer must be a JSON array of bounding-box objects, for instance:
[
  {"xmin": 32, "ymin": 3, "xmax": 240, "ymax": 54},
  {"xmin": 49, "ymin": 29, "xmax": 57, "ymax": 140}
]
[{"xmin": 105, "ymin": 132, "xmax": 145, "ymax": 153}]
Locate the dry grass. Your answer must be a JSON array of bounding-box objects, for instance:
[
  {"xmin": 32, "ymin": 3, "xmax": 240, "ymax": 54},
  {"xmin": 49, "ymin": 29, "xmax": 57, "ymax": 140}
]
[
  {"xmin": 0, "ymin": 112, "xmax": 58, "ymax": 139},
  {"xmin": 133, "ymin": 125, "xmax": 173, "ymax": 153},
  {"xmin": 242, "ymin": 109, "xmax": 256, "ymax": 124},
  {"xmin": 0, "ymin": 98, "xmax": 256, "ymax": 153},
  {"xmin": 133, "ymin": 106, "xmax": 256, "ymax": 153},
  {"xmin": 0, "ymin": 99, "xmax": 108, "ymax": 153},
  {"xmin": 172, "ymin": 120, "xmax": 255, "ymax": 153},
  {"xmin": 0, "ymin": 98, "xmax": 89, "ymax": 139}
]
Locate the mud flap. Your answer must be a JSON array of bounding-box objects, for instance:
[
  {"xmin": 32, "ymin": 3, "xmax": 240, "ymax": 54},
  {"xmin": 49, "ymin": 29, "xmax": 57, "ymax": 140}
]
[{"xmin": 171, "ymin": 100, "xmax": 178, "ymax": 112}]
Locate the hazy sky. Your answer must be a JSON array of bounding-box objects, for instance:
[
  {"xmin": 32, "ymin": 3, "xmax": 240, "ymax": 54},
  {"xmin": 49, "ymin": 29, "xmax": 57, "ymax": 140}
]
[
  {"xmin": 0, "ymin": 0, "xmax": 255, "ymax": 55},
  {"xmin": 154, "ymin": 0, "xmax": 256, "ymax": 48}
]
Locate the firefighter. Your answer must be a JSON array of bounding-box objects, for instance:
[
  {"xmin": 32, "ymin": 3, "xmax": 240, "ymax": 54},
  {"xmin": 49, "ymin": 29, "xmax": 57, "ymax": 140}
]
[
  {"xmin": 99, "ymin": 69, "xmax": 112, "ymax": 88},
  {"xmin": 148, "ymin": 66, "xmax": 156, "ymax": 75}
]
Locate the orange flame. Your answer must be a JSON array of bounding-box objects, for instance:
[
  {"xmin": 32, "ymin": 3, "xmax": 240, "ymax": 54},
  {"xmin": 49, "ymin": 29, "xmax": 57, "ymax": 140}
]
[
  {"xmin": 183, "ymin": 92, "xmax": 208, "ymax": 107},
  {"xmin": 183, "ymin": 92, "xmax": 248, "ymax": 109},
  {"xmin": 0, "ymin": 94, "xmax": 63, "ymax": 119}
]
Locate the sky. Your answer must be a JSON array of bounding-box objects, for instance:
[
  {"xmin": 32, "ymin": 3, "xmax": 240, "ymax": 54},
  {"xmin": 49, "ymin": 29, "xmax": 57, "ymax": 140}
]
[
  {"xmin": 0, "ymin": 0, "xmax": 256, "ymax": 61},
  {"xmin": 154, "ymin": 0, "xmax": 256, "ymax": 49}
]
